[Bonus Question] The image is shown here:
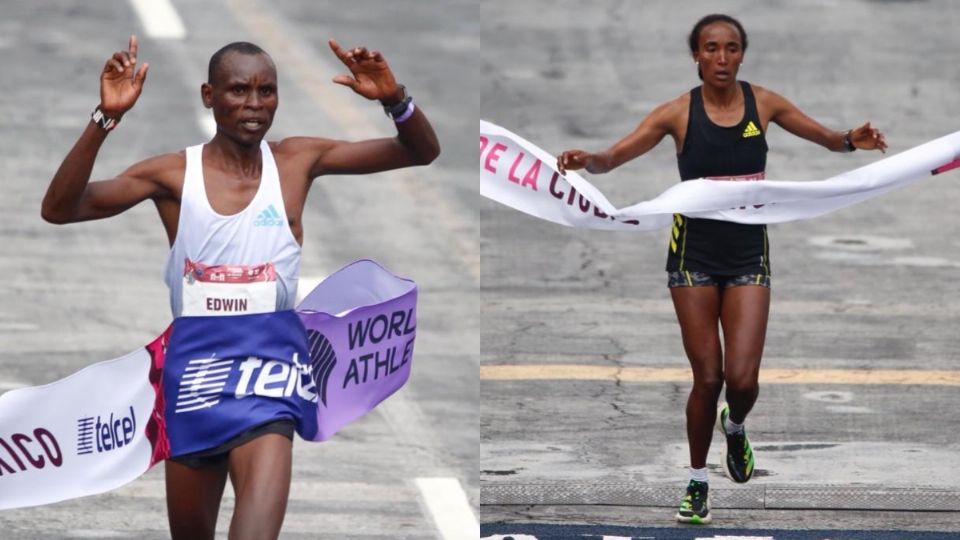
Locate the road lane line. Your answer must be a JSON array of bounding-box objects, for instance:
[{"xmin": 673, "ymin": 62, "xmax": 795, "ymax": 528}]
[
  {"xmin": 415, "ymin": 477, "xmax": 479, "ymax": 540},
  {"xmin": 488, "ymin": 297, "xmax": 960, "ymax": 317},
  {"xmin": 129, "ymin": 0, "xmax": 186, "ymax": 40},
  {"xmin": 480, "ymin": 364, "xmax": 960, "ymax": 385}
]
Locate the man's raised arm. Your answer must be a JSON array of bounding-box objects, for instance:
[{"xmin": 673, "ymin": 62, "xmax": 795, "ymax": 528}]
[
  {"xmin": 293, "ymin": 39, "xmax": 440, "ymax": 178},
  {"xmin": 41, "ymin": 35, "xmax": 158, "ymax": 224}
]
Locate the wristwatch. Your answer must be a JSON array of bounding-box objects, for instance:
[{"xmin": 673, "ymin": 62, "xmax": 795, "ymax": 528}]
[
  {"xmin": 91, "ymin": 106, "xmax": 119, "ymax": 131},
  {"xmin": 842, "ymin": 130, "xmax": 856, "ymax": 152},
  {"xmin": 382, "ymin": 85, "xmax": 412, "ymax": 118}
]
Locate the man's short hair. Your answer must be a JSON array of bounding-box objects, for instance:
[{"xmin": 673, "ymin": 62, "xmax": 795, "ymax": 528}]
[{"xmin": 207, "ymin": 42, "xmax": 271, "ymax": 83}]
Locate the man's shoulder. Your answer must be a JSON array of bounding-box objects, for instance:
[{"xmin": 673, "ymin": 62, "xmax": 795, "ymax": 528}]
[
  {"xmin": 145, "ymin": 150, "xmax": 187, "ymax": 167},
  {"xmin": 124, "ymin": 150, "xmax": 187, "ymax": 188}
]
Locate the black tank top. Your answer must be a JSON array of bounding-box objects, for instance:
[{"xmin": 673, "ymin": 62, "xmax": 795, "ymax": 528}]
[{"xmin": 665, "ymin": 81, "xmax": 770, "ymax": 276}]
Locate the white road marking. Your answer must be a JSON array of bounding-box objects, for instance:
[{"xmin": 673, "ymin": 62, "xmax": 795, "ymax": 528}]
[
  {"xmin": 808, "ymin": 234, "xmax": 912, "ymax": 251},
  {"xmin": 826, "ymin": 405, "xmax": 875, "ymax": 414},
  {"xmin": 803, "ymin": 390, "xmax": 854, "ymax": 403},
  {"xmin": 415, "ymin": 477, "xmax": 478, "ymax": 540},
  {"xmin": 814, "ymin": 250, "xmax": 960, "ymax": 268},
  {"xmin": 891, "ymin": 255, "xmax": 960, "ymax": 268},
  {"xmin": 128, "ymin": 0, "xmax": 186, "ymax": 40}
]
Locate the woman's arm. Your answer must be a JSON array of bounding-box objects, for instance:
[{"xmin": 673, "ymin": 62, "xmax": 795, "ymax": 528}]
[
  {"xmin": 557, "ymin": 96, "xmax": 685, "ymax": 174},
  {"xmin": 758, "ymin": 86, "xmax": 887, "ymax": 153}
]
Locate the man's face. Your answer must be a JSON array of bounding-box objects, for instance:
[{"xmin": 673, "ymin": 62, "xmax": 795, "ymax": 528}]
[{"xmin": 202, "ymin": 52, "xmax": 278, "ymax": 146}]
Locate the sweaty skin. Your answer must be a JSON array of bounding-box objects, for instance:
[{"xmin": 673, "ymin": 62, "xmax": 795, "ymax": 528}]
[{"xmin": 40, "ymin": 35, "xmax": 439, "ymax": 540}]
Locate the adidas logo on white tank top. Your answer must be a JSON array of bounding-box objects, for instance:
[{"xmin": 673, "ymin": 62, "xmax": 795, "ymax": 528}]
[{"xmin": 253, "ymin": 204, "xmax": 284, "ymax": 227}]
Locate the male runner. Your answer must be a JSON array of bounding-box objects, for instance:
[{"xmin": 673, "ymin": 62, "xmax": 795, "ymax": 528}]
[{"xmin": 41, "ymin": 35, "xmax": 438, "ymax": 540}]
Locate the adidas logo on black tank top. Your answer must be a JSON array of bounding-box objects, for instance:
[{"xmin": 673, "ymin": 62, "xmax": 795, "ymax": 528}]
[{"xmin": 742, "ymin": 121, "xmax": 761, "ymax": 138}]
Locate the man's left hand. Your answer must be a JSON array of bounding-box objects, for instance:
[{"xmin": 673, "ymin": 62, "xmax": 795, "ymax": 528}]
[{"xmin": 328, "ymin": 39, "xmax": 402, "ymax": 104}]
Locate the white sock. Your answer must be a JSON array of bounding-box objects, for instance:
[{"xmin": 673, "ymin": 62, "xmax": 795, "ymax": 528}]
[
  {"xmin": 724, "ymin": 416, "xmax": 744, "ymax": 434},
  {"xmin": 689, "ymin": 467, "xmax": 708, "ymax": 483}
]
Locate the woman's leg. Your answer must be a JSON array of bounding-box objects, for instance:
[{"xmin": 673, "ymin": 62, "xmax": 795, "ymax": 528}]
[
  {"xmin": 226, "ymin": 433, "xmax": 293, "ymax": 540},
  {"xmin": 719, "ymin": 284, "xmax": 770, "ymax": 423},
  {"xmin": 165, "ymin": 458, "xmax": 230, "ymax": 540},
  {"xmin": 670, "ymin": 285, "xmax": 724, "ymax": 469}
]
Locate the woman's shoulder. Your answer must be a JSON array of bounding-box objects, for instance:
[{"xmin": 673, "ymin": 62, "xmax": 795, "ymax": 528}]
[
  {"xmin": 743, "ymin": 82, "xmax": 792, "ymax": 114},
  {"xmin": 652, "ymin": 91, "xmax": 692, "ymax": 119},
  {"xmin": 744, "ymin": 82, "xmax": 785, "ymax": 102}
]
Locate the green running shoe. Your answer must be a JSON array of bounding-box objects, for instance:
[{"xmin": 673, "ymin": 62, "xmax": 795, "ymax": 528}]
[
  {"xmin": 717, "ymin": 402, "xmax": 755, "ymax": 483},
  {"xmin": 675, "ymin": 479, "xmax": 711, "ymax": 524}
]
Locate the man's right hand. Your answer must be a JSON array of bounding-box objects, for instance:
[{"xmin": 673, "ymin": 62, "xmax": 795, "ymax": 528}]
[{"xmin": 100, "ymin": 35, "xmax": 149, "ymax": 119}]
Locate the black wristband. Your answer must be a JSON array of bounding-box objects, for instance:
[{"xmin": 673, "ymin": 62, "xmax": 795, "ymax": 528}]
[
  {"xmin": 842, "ymin": 130, "xmax": 856, "ymax": 152},
  {"xmin": 91, "ymin": 106, "xmax": 118, "ymax": 131},
  {"xmin": 382, "ymin": 85, "xmax": 411, "ymax": 118}
]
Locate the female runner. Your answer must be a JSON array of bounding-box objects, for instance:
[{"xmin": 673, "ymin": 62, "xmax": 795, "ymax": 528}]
[{"xmin": 557, "ymin": 13, "xmax": 886, "ymax": 524}]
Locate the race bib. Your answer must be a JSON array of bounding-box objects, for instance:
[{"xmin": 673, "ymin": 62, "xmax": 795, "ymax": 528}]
[
  {"xmin": 707, "ymin": 172, "xmax": 766, "ymax": 209},
  {"xmin": 181, "ymin": 259, "xmax": 277, "ymax": 316}
]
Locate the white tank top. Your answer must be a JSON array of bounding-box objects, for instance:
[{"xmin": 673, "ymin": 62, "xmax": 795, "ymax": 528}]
[{"xmin": 164, "ymin": 141, "xmax": 301, "ymax": 318}]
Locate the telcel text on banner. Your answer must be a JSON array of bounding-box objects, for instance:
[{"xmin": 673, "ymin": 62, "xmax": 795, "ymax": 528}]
[{"xmin": 0, "ymin": 259, "xmax": 416, "ymax": 510}]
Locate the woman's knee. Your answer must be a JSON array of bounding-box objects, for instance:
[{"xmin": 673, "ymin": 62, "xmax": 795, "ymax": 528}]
[
  {"xmin": 691, "ymin": 371, "xmax": 724, "ymax": 397},
  {"xmin": 724, "ymin": 370, "xmax": 759, "ymax": 396}
]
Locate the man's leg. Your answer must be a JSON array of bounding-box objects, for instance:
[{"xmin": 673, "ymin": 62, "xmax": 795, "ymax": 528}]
[
  {"xmin": 166, "ymin": 458, "xmax": 230, "ymax": 540},
  {"xmin": 227, "ymin": 433, "xmax": 293, "ymax": 540}
]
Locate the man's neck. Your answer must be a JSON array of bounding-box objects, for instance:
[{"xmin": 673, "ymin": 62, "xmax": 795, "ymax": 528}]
[{"xmin": 207, "ymin": 134, "xmax": 263, "ymax": 177}]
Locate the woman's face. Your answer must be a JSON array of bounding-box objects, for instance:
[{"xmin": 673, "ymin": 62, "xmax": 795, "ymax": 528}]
[{"xmin": 693, "ymin": 21, "xmax": 744, "ymax": 87}]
